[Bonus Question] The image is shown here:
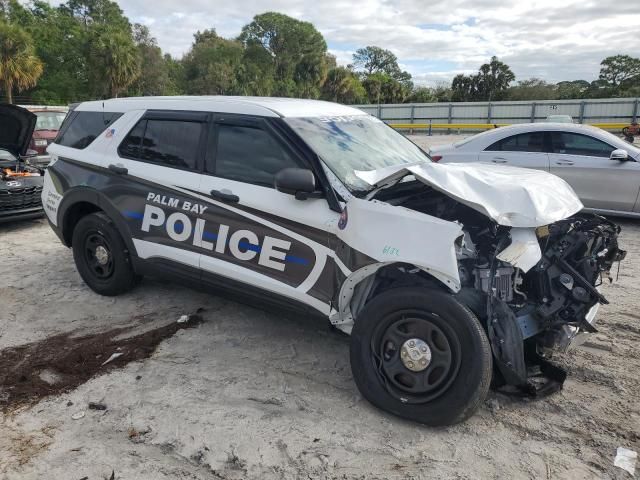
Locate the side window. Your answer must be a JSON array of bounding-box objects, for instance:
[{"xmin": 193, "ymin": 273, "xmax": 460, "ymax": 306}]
[
  {"xmin": 551, "ymin": 132, "xmax": 614, "ymax": 158},
  {"xmin": 119, "ymin": 119, "xmax": 203, "ymax": 170},
  {"xmin": 119, "ymin": 120, "xmax": 146, "ymax": 159},
  {"xmin": 486, "ymin": 132, "xmax": 544, "ymax": 152},
  {"xmin": 55, "ymin": 112, "xmax": 122, "ymax": 149},
  {"xmin": 208, "ymin": 123, "xmax": 299, "ymax": 187}
]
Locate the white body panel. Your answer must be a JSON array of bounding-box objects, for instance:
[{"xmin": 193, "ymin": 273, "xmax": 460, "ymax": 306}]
[
  {"xmin": 73, "ymin": 96, "xmax": 367, "ymax": 119},
  {"xmin": 336, "ymin": 197, "xmax": 464, "ymax": 291},
  {"xmin": 496, "ymin": 228, "xmax": 542, "ymax": 272}
]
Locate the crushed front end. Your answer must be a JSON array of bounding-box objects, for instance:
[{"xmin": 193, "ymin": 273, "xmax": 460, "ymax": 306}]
[{"xmin": 456, "ymin": 213, "xmax": 626, "ymax": 393}]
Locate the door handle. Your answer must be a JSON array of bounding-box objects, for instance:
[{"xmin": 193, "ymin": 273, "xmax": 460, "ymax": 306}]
[
  {"xmin": 555, "ymin": 160, "xmax": 574, "ymax": 166},
  {"xmin": 108, "ymin": 164, "xmax": 128, "ymax": 175},
  {"xmin": 492, "ymin": 157, "xmax": 507, "ymax": 163},
  {"xmin": 210, "ymin": 189, "xmax": 239, "ymax": 203}
]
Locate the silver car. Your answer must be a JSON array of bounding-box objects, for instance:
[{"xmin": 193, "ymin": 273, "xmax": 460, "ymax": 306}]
[{"xmin": 430, "ymin": 123, "xmax": 640, "ymax": 218}]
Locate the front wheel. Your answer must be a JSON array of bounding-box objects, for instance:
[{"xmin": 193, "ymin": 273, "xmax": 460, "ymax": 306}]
[
  {"xmin": 350, "ymin": 287, "xmax": 492, "ymax": 426},
  {"xmin": 71, "ymin": 212, "xmax": 136, "ymax": 296}
]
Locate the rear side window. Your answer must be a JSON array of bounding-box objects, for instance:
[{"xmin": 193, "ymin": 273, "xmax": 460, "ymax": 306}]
[
  {"xmin": 208, "ymin": 124, "xmax": 298, "ymax": 187},
  {"xmin": 551, "ymin": 132, "xmax": 614, "ymax": 158},
  {"xmin": 55, "ymin": 112, "xmax": 122, "ymax": 149},
  {"xmin": 119, "ymin": 119, "xmax": 203, "ymax": 170},
  {"xmin": 486, "ymin": 132, "xmax": 544, "ymax": 152}
]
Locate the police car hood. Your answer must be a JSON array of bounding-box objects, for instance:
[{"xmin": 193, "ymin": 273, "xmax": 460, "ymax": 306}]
[
  {"xmin": 356, "ymin": 161, "xmax": 583, "ymax": 228},
  {"xmin": 0, "ymin": 104, "xmax": 37, "ymax": 157}
]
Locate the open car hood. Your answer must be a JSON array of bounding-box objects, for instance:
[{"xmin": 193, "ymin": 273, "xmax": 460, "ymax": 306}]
[
  {"xmin": 356, "ymin": 162, "xmax": 584, "ymax": 228},
  {"xmin": 0, "ymin": 104, "xmax": 37, "ymax": 157}
]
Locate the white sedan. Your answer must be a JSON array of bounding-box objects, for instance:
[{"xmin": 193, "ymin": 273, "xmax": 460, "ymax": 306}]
[{"xmin": 429, "ymin": 123, "xmax": 640, "ymax": 217}]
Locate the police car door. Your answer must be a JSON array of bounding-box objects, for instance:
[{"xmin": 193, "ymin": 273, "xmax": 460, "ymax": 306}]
[
  {"xmin": 194, "ymin": 114, "xmax": 339, "ymax": 316},
  {"xmin": 112, "ymin": 110, "xmax": 208, "ymax": 273}
]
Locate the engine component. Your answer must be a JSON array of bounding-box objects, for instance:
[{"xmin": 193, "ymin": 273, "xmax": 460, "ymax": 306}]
[
  {"xmin": 558, "ymin": 273, "xmax": 574, "ymax": 290},
  {"xmin": 526, "ymin": 214, "xmax": 625, "ymax": 353},
  {"xmin": 474, "ymin": 265, "xmax": 514, "ymax": 302}
]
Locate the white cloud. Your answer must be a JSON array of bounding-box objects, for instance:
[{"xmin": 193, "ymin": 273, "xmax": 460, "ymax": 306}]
[{"xmin": 62, "ymin": 0, "xmax": 640, "ymax": 85}]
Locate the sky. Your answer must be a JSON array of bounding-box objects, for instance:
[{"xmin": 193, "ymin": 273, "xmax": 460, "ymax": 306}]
[{"xmin": 78, "ymin": 0, "xmax": 640, "ymax": 86}]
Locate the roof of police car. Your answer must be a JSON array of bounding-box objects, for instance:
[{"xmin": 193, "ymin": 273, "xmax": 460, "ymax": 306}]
[{"xmin": 76, "ymin": 96, "xmax": 367, "ymax": 118}]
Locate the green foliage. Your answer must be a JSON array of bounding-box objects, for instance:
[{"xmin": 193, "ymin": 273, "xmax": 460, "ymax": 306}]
[
  {"xmin": 352, "ymin": 46, "xmax": 401, "ymax": 78},
  {"xmin": 556, "ymin": 80, "xmax": 590, "ymax": 99},
  {"xmin": 2, "ymin": 2, "xmax": 639, "ymax": 106},
  {"xmin": 23, "ymin": 1, "xmax": 90, "ymax": 103},
  {"xmin": 321, "ymin": 67, "xmax": 366, "ymax": 104},
  {"xmin": 452, "ymin": 56, "xmax": 515, "ymax": 101},
  {"xmin": 407, "ymin": 86, "xmax": 436, "ymax": 103},
  {"xmin": 239, "ymin": 12, "xmax": 328, "ymax": 98},
  {"xmin": 0, "ymin": 20, "xmax": 43, "ymax": 103},
  {"xmin": 349, "ymin": 46, "xmax": 414, "ymax": 103},
  {"xmin": 507, "ymin": 78, "xmax": 557, "ymax": 101},
  {"xmin": 362, "ymin": 72, "xmax": 410, "ymax": 104},
  {"xmin": 598, "ymin": 55, "xmax": 640, "ymax": 95},
  {"xmin": 182, "ymin": 29, "xmax": 243, "ymax": 95},
  {"xmin": 127, "ymin": 24, "xmax": 170, "ymax": 96},
  {"xmin": 88, "ymin": 26, "xmax": 140, "ymax": 98}
]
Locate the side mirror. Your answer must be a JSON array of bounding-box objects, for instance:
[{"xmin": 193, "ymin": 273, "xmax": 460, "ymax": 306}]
[
  {"xmin": 610, "ymin": 149, "xmax": 629, "ymax": 161},
  {"xmin": 275, "ymin": 168, "xmax": 322, "ymax": 200}
]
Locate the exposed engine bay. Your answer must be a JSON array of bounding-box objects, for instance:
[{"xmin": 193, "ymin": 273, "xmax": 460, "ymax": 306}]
[
  {"xmin": 0, "ymin": 160, "xmax": 43, "ymax": 180},
  {"xmin": 374, "ymin": 180, "xmax": 626, "ymax": 394}
]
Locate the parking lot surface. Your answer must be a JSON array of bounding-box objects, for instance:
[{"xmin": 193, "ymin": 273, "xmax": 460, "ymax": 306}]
[{"xmin": 1, "ymin": 165, "xmax": 639, "ymax": 479}]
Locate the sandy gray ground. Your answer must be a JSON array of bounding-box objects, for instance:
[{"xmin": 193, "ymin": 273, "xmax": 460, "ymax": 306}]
[{"xmin": 1, "ymin": 134, "xmax": 639, "ymax": 479}]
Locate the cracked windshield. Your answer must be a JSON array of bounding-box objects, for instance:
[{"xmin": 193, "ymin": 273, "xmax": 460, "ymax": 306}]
[{"xmin": 286, "ymin": 115, "xmax": 430, "ymax": 191}]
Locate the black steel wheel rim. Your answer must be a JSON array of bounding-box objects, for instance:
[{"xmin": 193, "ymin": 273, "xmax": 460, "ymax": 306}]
[
  {"xmin": 372, "ymin": 309, "xmax": 462, "ymax": 403},
  {"xmin": 83, "ymin": 230, "xmax": 114, "ymax": 280}
]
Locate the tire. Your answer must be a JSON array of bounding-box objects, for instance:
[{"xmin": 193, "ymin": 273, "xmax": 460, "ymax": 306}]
[
  {"xmin": 350, "ymin": 287, "xmax": 492, "ymax": 426},
  {"xmin": 71, "ymin": 212, "xmax": 136, "ymax": 296}
]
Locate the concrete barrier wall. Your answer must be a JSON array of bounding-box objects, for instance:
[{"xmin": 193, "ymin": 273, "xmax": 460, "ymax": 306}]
[{"xmin": 355, "ymin": 98, "xmax": 639, "ymax": 132}]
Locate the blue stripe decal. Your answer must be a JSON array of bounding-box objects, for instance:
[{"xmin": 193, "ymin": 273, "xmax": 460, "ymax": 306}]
[
  {"xmin": 285, "ymin": 254, "xmax": 310, "ymax": 265},
  {"xmin": 123, "ymin": 210, "xmax": 144, "ymax": 220},
  {"xmin": 203, "ymin": 231, "xmax": 218, "ymax": 241},
  {"xmin": 239, "ymin": 241, "xmax": 261, "ymax": 252}
]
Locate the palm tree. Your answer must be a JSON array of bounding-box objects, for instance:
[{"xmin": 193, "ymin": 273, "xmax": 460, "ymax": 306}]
[
  {"xmin": 0, "ymin": 22, "xmax": 44, "ymax": 103},
  {"xmin": 91, "ymin": 29, "xmax": 140, "ymax": 98}
]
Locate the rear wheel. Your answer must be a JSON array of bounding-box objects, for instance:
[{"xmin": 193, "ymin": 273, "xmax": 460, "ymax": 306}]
[
  {"xmin": 350, "ymin": 287, "xmax": 492, "ymax": 426},
  {"xmin": 71, "ymin": 212, "xmax": 136, "ymax": 296}
]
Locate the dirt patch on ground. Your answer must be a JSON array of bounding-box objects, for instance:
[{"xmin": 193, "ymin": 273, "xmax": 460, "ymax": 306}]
[{"xmin": 0, "ymin": 312, "xmax": 203, "ymax": 412}]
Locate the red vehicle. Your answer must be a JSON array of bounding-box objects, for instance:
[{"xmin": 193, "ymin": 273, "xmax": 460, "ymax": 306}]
[{"xmin": 28, "ymin": 109, "xmax": 68, "ymax": 166}]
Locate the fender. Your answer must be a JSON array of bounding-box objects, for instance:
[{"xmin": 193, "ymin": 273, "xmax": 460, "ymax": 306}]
[
  {"xmin": 329, "ymin": 262, "xmax": 456, "ymax": 333},
  {"xmin": 57, "ymin": 186, "xmax": 138, "ymax": 257},
  {"xmin": 334, "ymin": 197, "xmax": 463, "ymax": 285},
  {"xmin": 329, "ymin": 197, "xmax": 464, "ymax": 333}
]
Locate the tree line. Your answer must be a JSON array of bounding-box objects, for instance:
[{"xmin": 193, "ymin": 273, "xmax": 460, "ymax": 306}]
[{"xmin": 1, "ymin": 0, "xmax": 639, "ymax": 105}]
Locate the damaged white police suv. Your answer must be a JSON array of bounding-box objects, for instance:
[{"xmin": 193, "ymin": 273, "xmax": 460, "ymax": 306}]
[{"xmin": 40, "ymin": 97, "xmax": 626, "ymax": 426}]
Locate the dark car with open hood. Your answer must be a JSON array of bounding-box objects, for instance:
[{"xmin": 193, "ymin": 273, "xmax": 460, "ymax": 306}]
[{"xmin": 0, "ymin": 104, "xmax": 45, "ymax": 223}]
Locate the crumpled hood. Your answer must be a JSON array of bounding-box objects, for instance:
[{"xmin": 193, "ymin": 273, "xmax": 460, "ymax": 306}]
[{"xmin": 356, "ymin": 161, "xmax": 584, "ymax": 227}]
